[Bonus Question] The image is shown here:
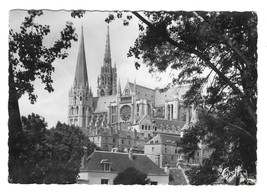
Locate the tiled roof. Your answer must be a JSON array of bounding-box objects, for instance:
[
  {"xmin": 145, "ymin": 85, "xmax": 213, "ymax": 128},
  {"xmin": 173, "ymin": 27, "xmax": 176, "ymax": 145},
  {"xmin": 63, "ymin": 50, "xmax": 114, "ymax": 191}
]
[
  {"xmin": 93, "ymin": 95, "xmax": 117, "ymax": 113},
  {"xmin": 147, "ymin": 133, "xmax": 181, "ymax": 145},
  {"xmin": 153, "ymin": 118, "xmax": 186, "ymax": 129},
  {"xmin": 169, "ymin": 168, "xmax": 188, "ymax": 185},
  {"xmin": 85, "ymin": 151, "xmax": 167, "ymax": 175},
  {"xmin": 128, "ymin": 82, "xmax": 155, "ymax": 101}
]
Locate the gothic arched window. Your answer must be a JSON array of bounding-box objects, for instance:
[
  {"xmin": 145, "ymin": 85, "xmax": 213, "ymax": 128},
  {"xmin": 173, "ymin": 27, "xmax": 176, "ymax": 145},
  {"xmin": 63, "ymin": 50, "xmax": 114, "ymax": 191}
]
[{"xmin": 100, "ymin": 89, "xmax": 105, "ymax": 96}]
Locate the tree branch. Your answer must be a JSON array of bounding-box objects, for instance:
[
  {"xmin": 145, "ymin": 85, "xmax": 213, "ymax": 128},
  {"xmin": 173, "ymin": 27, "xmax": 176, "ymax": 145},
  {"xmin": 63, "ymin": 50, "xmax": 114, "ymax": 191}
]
[{"xmin": 131, "ymin": 11, "xmax": 257, "ymax": 124}]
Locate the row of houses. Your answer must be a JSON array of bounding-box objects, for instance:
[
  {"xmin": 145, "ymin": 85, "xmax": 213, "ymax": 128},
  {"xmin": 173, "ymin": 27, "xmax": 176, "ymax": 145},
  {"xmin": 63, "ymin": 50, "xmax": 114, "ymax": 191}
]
[{"xmin": 78, "ymin": 132, "xmax": 211, "ymax": 185}]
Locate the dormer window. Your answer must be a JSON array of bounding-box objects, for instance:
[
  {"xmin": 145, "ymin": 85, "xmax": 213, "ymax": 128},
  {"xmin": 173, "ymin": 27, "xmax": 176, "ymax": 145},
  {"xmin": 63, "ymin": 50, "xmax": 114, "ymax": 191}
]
[
  {"xmin": 100, "ymin": 159, "xmax": 111, "ymax": 171},
  {"xmin": 104, "ymin": 163, "xmax": 110, "ymax": 171}
]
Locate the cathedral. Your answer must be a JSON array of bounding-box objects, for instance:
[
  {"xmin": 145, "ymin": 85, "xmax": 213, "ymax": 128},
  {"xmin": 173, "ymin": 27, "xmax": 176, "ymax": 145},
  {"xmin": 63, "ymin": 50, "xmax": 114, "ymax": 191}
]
[{"xmin": 68, "ymin": 26, "xmax": 198, "ymax": 152}]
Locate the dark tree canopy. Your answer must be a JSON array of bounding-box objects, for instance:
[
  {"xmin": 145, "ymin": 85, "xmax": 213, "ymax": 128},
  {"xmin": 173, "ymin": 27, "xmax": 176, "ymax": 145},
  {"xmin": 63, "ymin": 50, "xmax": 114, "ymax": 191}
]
[
  {"xmin": 113, "ymin": 167, "xmax": 149, "ymax": 185},
  {"xmin": 8, "ymin": 10, "xmax": 83, "ymax": 183},
  {"xmin": 10, "ymin": 113, "xmax": 97, "ymax": 184},
  {"xmin": 106, "ymin": 11, "xmax": 257, "ymax": 184}
]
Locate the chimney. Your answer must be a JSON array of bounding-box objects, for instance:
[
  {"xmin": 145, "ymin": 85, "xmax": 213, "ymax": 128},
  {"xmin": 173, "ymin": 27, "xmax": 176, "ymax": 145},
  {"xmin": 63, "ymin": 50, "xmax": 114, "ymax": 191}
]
[{"xmin": 128, "ymin": 148, "xmax": 133, "ymax": 160}]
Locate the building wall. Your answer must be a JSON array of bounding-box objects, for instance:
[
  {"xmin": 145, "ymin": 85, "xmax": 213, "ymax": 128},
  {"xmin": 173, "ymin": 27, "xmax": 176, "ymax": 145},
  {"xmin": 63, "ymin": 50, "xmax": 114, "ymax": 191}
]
[
  {"xmin": 84, "ymin": 171, "xmax": 117, "ymax": 185},
  {"xmin": 79, "ymin": 171, "xmax": 89, "ymax": 181},
  {"xmin": 89, "ymin": 134, "xmax": 145, "ymax": 151},
  {"xmin": 145, "ymin": 143, "xmax": 183, "ymax": 167},
  {"xmin": 148, "ymin": 175, "xmax": 169, "ymax": 185}
]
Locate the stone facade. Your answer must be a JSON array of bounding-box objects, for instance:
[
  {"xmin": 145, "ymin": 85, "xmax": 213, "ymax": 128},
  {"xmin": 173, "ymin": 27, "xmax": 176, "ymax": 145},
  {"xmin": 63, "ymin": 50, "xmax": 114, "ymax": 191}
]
[{"xmin": 68, "ymin": 26, "xmax": 198, "ymax": 152}]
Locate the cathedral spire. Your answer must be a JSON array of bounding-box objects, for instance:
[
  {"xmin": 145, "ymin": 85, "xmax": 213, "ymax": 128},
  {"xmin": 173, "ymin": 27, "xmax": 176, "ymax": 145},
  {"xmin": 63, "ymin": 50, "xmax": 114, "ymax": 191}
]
[
  {"xmin": 103, "ymin": 25, "xmax": 112, "ymax": 67},
  {"xmin": 74, "ymin": 26, "xmax": 88, "ymax": 88}
]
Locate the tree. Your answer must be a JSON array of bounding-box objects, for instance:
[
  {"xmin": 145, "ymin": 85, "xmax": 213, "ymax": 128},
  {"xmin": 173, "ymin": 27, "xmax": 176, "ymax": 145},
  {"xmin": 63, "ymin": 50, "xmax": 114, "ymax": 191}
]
[
  {"xmin": 182, "ymin": 110, "xmax": 256, "ymax": 184},
  {"xmin": 8, "ymin": 10, "xmax": 83, "ymax": 183},
  {"xmin": 113, "ymin": 167, "xmax": 150, "ymax": 185},
  {"xmin": 105, "ymin": 11, "xmax": 257, "ymax": 184},
  {"xmin": 13, "ymin": 113, "xmax": 97, "ymax": 184},
  {"xmin": 185, "ymin": 159, "xmax": 218, "ymax": 185}
]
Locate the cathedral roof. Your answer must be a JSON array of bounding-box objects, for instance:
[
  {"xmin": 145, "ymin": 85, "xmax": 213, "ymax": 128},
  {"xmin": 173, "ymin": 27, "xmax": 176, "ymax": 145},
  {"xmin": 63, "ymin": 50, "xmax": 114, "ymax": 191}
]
[
  {"xmin": 128, "ymin": 82, "xmax": 155, "ymax": 101},
  {"xmin": 154, "ymin": 85, "xmax": 190, "ymax": 106},
  {"xmin": 73, "ymin": 26, "xmax": 88, "ymax": 88}
]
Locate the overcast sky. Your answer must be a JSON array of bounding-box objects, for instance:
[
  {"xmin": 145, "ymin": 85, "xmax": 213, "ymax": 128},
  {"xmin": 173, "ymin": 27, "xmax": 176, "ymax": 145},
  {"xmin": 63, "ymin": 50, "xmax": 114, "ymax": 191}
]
[{"xmin": 9, "ymin": 10, "xmax": 175, "ymax": 128}]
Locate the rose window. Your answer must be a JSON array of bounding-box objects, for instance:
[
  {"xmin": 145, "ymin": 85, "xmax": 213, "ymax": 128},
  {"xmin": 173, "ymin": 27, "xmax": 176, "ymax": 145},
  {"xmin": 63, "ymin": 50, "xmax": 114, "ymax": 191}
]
[{"xmin": 120, "ymin": 105, "xmax": 131, "ymax": 121}]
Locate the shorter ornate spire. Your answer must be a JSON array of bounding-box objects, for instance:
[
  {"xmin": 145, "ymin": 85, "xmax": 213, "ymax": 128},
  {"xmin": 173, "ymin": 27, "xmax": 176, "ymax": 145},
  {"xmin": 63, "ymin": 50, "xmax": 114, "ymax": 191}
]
[
  {"xmin": 117, "ymin": 79, "xmax": 121, "ymax": 96},
  {"xmin": 103, "ymin": 25, "xmax": 112, "ymax": 67}
]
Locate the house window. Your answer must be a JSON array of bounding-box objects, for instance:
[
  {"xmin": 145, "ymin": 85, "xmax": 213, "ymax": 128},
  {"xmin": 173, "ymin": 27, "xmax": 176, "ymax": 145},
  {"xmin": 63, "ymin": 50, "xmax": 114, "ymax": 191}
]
[
  {"xmin": 121, "ymin": 140, "xmax": 124, "ymax": 144},
  {"xmin": 148, "ymin": 126, "xmax": 150, "ymax": 130},
  {"xmin": 165, "ymin": 148, "xmax": 167, "ymax": 153},
  {"xmin": 152, "ymin": 147, "xmax": 154, "ymax": 152},
  {"xmin": 150, "ymin": 181, "xmax": 158, "ymax": 185},
  {"xmin": 113, "ymin": 138, "xmax": 115, "ymax": 143},
  {"xmin": 142, "ymin": 125, "xmax": 144, "ymax": 130},
  {"xmin": 145, "ymin": 126, "xmax": 147, "ymax": 130},
  {"xmin": 104, "ymin": 163, "xmax": 111, "ymax": 171},
  {"xmin": 101, "ymin": 179, "xmax": 109, "ymax": 184}
]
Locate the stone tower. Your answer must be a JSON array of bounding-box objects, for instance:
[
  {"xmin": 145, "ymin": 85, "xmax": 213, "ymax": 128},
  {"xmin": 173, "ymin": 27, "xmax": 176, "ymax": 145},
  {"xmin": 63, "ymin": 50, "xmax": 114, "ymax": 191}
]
[
  {"xmin": 97, "ymin": 26, "xmax": 117, "ymax": 97},
  {"xmin": 68, "ymin": 26, "xmax": 93, "ymax": 127}
]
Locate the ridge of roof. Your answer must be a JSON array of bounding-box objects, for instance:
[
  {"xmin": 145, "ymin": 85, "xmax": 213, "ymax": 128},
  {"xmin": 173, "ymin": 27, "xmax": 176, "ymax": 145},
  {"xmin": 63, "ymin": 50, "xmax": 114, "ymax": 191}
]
[
  {"xmin": 128, "ymin": 82, "xmax": 155, "ymax": 91},
  {"xmin": 85, "ymin": 151, "xmax": 167, "ymax": 175}
]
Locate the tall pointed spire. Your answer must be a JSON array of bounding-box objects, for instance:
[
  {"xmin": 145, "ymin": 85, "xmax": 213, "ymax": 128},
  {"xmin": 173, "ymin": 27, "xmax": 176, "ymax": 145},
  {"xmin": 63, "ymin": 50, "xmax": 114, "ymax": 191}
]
[
  {"xmin": 103, "ymin": 25, "xmax": 112, "ymax": 67},
  {"xmin": 74, "ymin": 26, "xmax": 88, "ymax": 88}
]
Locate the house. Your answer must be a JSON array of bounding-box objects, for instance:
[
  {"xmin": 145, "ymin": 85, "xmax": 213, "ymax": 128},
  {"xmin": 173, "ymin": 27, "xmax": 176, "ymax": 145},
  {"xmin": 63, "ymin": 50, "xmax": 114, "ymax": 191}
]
[
  {"xmin": 145, "ymin": 133, "xmax": 183, "ymax": 168},
  {"xmin": 145, "ymin": 133, "xmax": 211, "ymax": 168},
  {"xmin": 78, "ymin": 150, "xmax": 169, "ymax": 185}
]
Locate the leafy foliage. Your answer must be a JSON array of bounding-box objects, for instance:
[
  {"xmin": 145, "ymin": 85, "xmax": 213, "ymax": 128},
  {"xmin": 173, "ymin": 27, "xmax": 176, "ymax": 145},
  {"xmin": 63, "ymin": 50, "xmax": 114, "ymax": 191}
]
[
  {"xmin": 10, "ymin": 113, "xmax": 97, "ymax": 184},
  {"xmin": 9, "ymin": 10, "xmax": 78, "ymax": 103},
  {"xmin": 106, "ymin": 11, "xmax": 257, "ymax": 184},
  {"xmin": 185, "ymin": 160, "xmax": 218, "ymax": 185},
  {"xmin": 182, "ymin": 110, "xmax": 256, "ymax": 184},
  {"xmin": 113, "ymin": 167, "xmax": 150, "ymax": 185},
  {"xmin": 9, "ymin": 10, "xmax": 82, "ymax": 183}
]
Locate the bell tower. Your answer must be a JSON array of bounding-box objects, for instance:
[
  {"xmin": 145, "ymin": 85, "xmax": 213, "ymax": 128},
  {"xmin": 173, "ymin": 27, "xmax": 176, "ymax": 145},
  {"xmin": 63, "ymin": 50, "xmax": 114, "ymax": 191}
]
[
  {"xmin": 68, "ymin": 26, "xmax": 93, "ymax": 127},
  {"xmin": 97, "ymin": 26, "xmax": 117, "ymax": 97}
]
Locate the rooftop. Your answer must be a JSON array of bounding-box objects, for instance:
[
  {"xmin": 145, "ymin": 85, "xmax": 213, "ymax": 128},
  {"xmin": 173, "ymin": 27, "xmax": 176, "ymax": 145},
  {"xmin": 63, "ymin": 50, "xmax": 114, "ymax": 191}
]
[{"xmin": 84, "ymin": 150, "xmax": 167, "ymax": 175}]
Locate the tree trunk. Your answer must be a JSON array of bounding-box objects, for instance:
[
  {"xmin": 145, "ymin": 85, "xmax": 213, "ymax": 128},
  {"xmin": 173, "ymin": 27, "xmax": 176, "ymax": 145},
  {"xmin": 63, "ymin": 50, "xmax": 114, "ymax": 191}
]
[{"xmin": 8, "ymin": 62, "xmax": 25, "ymax": 183}]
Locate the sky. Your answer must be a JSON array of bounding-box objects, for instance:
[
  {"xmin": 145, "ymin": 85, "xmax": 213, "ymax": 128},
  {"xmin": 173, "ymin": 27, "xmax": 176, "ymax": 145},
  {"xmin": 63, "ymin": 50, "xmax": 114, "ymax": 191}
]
[
  {"xmin": 2, "ymin": 0, "xmax": 267, "ymax": 193},
  {"xmin": 9, "ymin": 10, "xmax": 174, "ymax": 128}
]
